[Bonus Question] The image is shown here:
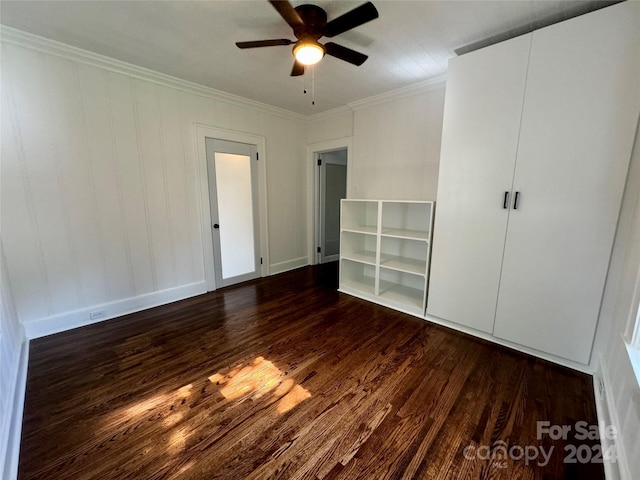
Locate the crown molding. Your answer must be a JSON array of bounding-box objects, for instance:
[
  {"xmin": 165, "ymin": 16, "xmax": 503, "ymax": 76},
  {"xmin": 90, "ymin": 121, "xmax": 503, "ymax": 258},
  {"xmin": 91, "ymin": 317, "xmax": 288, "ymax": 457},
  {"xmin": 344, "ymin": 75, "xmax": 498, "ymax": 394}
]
[
  {"xmin": 0, "ymin": 26, "xmax": 306, "ymax": 122},
  {"xmin": 347, "ymin": 74, "xmax": 447, "ymax": 111},
  {"xmin": 1, "ymin": 26, "xmax": 447, "ymax": 122},
  {"xmin": 305, "ymin": 73, "xmax": 448, "ymax": 123},
  {"xmin": 306, "ymin": 105, "xmax": 353, "ymax": 123}
]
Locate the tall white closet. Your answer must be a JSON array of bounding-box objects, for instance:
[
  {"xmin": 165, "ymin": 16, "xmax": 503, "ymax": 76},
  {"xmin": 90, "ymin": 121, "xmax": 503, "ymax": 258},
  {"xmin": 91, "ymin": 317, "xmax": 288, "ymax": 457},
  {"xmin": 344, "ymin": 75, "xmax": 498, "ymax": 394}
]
[{"xmin": 428, "ymin": 1, "xmax": 640, "ymax": 365}]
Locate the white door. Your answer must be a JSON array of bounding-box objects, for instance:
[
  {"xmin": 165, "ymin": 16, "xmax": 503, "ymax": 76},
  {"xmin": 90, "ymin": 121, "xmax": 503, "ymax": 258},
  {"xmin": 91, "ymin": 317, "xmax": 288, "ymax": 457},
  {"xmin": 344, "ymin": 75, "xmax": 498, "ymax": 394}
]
[
  {"xmin": 493, "ymin": 3, "xmax": 640, "ymax": 363},
  {"xmin": 206, "ymin": 138, "xmax": 261, "ymax": 288},
  {"xmin": 318, "ymin": 150, "xmax": 347, "ymax": 263},
  {"xmin": 427, "ymin": 34, "xmax": 531, "ymax": 333}
]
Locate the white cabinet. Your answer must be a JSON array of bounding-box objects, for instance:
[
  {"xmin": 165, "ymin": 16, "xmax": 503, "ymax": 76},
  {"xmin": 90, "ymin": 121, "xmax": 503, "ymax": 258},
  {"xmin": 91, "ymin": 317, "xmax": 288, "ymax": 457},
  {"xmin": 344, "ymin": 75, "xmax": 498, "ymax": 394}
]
[
  {"xmin": 428, "ymin": 1, "xmax": 640, "ymax": 365},
  {"xmin": 340, "ymin": 200, "xmax": 434, "ymax": 317},
  {"xmin": 492, "ymin": 3, "xmax": 640, "ymax": 363},
  {"xmin": 427, "ymin": 34, "xmax": 531, "ymax": 334}
]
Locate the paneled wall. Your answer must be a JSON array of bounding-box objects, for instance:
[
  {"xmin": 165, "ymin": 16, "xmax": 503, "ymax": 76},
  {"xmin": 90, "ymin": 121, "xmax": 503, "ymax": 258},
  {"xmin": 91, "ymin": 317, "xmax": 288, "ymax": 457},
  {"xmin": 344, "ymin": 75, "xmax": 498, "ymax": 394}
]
[
  {"xmin": 351, "ymin": 85, "xmax": 445, "ymax": 201},
  {"xmin": 0, "ymin": 37, "xmax": 308, "ymax": 336},
  {"xmin": 306, "ymin": 108, "xmax": 354, "ymax": 145},
  {"xmin": 593, "ymin": 118, "xmax": 640, "ymax": 480},
  {"xmin": 306, "ymin": 83, "xmax": 446, "ymax": 202},
  {"xmin": 0, "ymin": 244, "xmax": 25, "ymax": 478}
]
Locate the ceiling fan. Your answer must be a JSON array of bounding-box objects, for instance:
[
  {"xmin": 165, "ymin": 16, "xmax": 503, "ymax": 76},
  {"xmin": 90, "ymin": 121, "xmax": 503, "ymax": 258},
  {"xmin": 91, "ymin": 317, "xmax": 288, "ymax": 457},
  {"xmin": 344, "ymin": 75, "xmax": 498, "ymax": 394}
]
[{"xmin": 236, "ymin": 0, "xmax": 379, "ymax": 76}]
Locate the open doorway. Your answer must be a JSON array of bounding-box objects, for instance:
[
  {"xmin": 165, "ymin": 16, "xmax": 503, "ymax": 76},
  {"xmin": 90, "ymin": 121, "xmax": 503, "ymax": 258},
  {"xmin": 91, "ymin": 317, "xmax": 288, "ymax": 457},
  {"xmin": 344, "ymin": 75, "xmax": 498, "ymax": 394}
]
[{"xmin": 317, "ymin": 148, "xmax": 347, "ymax": 264}]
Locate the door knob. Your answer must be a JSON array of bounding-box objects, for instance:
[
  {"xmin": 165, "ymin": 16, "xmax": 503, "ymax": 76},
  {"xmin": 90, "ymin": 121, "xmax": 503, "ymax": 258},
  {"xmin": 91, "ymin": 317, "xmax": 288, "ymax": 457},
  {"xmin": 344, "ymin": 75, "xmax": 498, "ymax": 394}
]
[{"xmin": 213, "ymin": 224, "xmax": 220, "ymax": 229}]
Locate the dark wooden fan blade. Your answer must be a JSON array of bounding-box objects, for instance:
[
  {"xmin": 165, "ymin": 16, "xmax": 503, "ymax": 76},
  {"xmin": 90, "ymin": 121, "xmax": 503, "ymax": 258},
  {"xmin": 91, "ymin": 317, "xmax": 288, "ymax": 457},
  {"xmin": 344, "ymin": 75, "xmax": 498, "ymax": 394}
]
[
  {"xmin": 269, "ymin": 0, "xmax": 305, "ymax": 30},
  {"xmin": 291, "ymin": 60, "xmax": 305, "ymax": 76},
  {"xmin": 236, "ymin": 39, "xmax": 293, "ymax": 48},
  {"xmin": 324, "ymin": 42, "xmax": 368, "ymax": 66},
  {"xmin": 324, "ymin": 2, "xmax": 378, "ymax": 38}
]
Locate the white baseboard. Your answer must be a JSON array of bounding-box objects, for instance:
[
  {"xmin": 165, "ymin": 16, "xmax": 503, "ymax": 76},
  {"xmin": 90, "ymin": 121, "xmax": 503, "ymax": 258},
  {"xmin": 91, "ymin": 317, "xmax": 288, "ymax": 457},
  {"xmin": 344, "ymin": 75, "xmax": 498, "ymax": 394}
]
[
  {"xmin": 592, "ymin": 373, "xmax": 622, "ymax": 480},
  {"xmin": 338, "ymin": 288, "xmax": 425, "ymax": 319},
  {"xmin": 2, "ymin": 340, "xmax": 29, "ymax": 480},
  {"xmin": 424, "ymin": 313, "xmax": 595, "ymax": 374},
  {"xmin": 596, "ymin": 359, "xmax": 631, "ymax": 480},
  {"xmin": 269, "ymin": 257, "xmax": 309, "ymax": 275},
  {"xmin": 23, "ymin": 281, "xmax": 207, "ymax": 339}
]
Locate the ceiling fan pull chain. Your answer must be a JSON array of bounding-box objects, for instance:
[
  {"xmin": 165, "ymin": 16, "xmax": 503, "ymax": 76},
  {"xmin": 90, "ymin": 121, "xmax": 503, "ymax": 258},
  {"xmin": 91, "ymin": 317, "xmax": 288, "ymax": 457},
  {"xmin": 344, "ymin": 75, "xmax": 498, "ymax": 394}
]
[{"xmin": 312, "ymin": 65, "xmax": 315, "ymax": 106}]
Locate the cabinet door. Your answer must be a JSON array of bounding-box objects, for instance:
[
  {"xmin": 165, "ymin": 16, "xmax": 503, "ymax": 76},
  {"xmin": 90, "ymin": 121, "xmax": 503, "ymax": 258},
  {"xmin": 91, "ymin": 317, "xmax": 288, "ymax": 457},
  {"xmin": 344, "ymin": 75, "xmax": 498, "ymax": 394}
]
[
  {"xmin": 493, "ymin": 2, "xmax": 640, "ymax": 363},
  {"xmin": 427, "ymin": 34, "xmax": 531, "ymax": 333}
]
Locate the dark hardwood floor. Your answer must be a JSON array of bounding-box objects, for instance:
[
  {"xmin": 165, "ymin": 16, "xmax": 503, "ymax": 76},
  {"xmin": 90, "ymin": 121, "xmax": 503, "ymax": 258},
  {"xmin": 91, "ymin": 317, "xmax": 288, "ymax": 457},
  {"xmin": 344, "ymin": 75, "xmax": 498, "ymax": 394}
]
[{"xmin": 18, "ymin": 264, "xmax": 603, "ymax": 479}]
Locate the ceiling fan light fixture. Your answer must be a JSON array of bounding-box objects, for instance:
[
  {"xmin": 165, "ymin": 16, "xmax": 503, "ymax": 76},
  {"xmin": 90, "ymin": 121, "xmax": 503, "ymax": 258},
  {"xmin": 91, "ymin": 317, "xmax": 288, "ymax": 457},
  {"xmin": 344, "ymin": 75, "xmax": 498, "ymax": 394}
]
[{"xmin": 293, "ymin": 41, "xmax": 325, "ymax": 65}]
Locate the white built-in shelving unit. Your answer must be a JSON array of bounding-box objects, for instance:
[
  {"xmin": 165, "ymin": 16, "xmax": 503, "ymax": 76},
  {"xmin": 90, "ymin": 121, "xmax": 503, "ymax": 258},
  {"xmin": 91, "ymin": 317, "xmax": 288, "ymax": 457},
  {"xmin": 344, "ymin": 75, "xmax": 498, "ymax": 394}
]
[{"xmin": 339, "ymin": 200, "xmax": 434, "ymax": 317}]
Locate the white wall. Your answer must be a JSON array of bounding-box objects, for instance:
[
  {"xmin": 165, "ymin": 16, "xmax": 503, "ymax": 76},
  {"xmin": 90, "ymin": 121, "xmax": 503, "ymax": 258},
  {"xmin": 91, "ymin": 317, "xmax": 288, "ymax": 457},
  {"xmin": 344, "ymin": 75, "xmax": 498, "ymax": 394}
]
[
  {"xmin": 351, "ymin": 84, "xmax": 445, "ymax": 200},
  {"xmin": 306, "ymin": 81, "xmax": 446, "ymax": 203},
  {"xmin": 0, "ymin": 243, "xmax": 26, "ymax": 478},
  {"xmin": 593, "ymin": 116, "xmax": 640, "ymax": 480},
  {"xmin": 0, "ymin": 34, "xmax": 308, "ymax": 337},
  {"xmin": 306, "ymin": 108, "xmax": 354, "ymax": 145}
]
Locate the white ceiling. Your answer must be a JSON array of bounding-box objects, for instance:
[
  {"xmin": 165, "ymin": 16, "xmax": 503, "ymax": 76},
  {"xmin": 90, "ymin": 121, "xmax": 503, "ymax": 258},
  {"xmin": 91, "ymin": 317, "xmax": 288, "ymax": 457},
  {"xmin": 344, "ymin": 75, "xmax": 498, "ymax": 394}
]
[{"xmin": 0, "ymin": 0, "xmax": 614, "ymax": 115}]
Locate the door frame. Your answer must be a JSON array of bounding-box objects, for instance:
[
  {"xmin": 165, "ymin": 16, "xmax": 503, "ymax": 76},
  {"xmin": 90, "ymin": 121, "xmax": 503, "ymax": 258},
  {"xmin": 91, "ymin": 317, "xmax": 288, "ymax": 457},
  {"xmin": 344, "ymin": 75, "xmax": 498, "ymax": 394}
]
[
  {"xmin": 317, "ymin": 150, "xmax": 347, "ymax": 264},
  {"xmin": 196, "ymin": 125, "xmax": 269, "ymax": 291},
  {"xmin": 206, "ymin": 139, "xmax": 261, "ymax": 288},
  {"xmin": 306, "ymin": 137, "xmax": 353, "ymax": 265}
]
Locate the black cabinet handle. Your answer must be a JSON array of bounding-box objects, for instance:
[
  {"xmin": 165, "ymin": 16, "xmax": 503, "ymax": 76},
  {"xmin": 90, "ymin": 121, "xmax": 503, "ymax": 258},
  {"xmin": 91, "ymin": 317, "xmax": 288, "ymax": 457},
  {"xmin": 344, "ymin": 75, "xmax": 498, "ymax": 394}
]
[
  {"xmin": 213, "ymin": 224, "xmax": 220, "ymax": 229},
  {"xmin": 503, "ymin": 191, "xmax": 510, "ymax": 209},
  {"xmin": 513, "ymin": 192, "xmax": 520, "ymax": 210}
]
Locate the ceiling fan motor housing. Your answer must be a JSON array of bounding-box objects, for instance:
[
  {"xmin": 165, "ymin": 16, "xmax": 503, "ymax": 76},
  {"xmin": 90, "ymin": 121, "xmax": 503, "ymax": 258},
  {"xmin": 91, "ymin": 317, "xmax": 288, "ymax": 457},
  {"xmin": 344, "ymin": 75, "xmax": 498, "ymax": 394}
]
[
  {"xmin": 235, "ymin": 1, "xmax": 379, "ymax": 75},
  {"xmin": 294, "ymin": 4, "xmax": 327, "ymax": 40}
]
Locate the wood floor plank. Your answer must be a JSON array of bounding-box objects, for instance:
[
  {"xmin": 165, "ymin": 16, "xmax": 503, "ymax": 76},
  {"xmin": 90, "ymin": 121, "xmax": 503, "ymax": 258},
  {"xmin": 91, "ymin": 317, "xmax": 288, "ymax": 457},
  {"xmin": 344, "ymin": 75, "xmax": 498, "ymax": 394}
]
[{"xmin": 18, "ymin": 264, "xmax": 604, "ymax": 480}]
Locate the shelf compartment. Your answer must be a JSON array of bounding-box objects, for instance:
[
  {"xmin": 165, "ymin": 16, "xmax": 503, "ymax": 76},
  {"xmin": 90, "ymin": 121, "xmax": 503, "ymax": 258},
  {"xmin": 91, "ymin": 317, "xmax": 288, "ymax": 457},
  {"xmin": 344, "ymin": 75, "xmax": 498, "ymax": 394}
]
[
  {"xmin": 341, "ymin": 200, "xmax": 378, "ymax": 234},
  {"xmin": 380, "ymin": 254, "xmax": 426, "ymax": 275},
  {"xmin": 340, "ymin": 259, "xmax": 376, "ymax": 296},
  {"xmin": 339, "ymin": 200, "xmax": 434, "ymax": 318},
  {"xmin": 342, "ymin": 226, "xmax": 377, "ymax": 235},
  {"xmin": 378, "ymin": 267, "xmax": 426, "ymax": 312},
  {"xmin": 381, "ymin": 202, "xmax": 431, "ymax": 237},
  {"xmin": 380, "ymin": 228, "xmax": 430, "ymax": 241},
  {"xmin": 341, "ymin": 231, "xmax": 377, "ymax": 265},
  {"xmin": 380, "ymin": 236, "xmax": 427, "ymax": 275}
]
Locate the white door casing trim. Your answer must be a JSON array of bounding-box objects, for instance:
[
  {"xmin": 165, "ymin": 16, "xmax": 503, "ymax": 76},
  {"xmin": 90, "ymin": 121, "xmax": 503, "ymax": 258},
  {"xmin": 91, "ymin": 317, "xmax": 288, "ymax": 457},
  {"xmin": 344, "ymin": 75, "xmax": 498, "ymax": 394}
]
[
  {"xmin": 195, "ymin": 125, "xmax": 269, "ymax": 291},
  {"xmin": 306, "ymin": 137, "xmax": 353, "ymax": 265}
]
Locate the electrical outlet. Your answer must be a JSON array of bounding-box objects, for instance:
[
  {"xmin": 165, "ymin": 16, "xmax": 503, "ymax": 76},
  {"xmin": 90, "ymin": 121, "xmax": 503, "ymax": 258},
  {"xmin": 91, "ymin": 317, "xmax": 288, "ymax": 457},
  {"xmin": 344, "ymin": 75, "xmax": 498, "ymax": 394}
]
[{"xmin": 89, "ymin": 310, "xmax": 106, "ymax": 321}]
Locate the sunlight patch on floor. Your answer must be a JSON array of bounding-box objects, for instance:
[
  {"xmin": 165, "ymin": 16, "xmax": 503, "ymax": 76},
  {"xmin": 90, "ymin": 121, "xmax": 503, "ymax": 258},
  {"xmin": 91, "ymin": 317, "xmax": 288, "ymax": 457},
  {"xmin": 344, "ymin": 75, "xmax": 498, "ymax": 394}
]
[
  {"xmin": 167, "ymin": 426, "xmax": 190, "ymax": 455},
  {"xmin": 94, "ymin": 381, "xmax": 198, "ymax": 458},
  {"xmin": 209, "ymin": 356, "xmax": 311, "ymax": 413},
  {"xmin": 96, "ymin": 356, "xmax": 311, "ymax": 464},
  {"xmin": 277, "ymin": 384, "xmax": 312, "ymax": 414}
]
